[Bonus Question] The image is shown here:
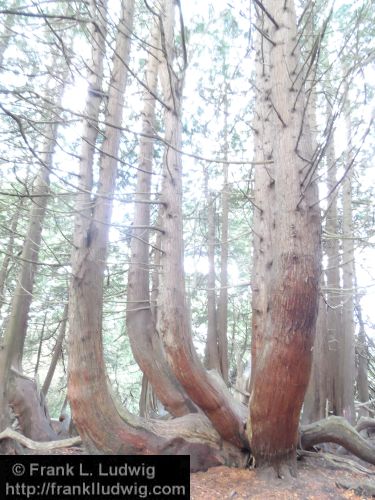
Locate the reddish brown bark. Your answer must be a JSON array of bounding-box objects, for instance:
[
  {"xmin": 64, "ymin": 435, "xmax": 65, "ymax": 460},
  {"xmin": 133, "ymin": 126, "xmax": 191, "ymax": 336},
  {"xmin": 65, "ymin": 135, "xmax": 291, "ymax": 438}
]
[
  {"xmin": 248, "ymin": 0, "xmax": 321, "ymax": 472},
  {"xmin": 156, "ymin": 0, "xmax": 247, "ymax": 450},
  {"xmin": 126, "ymin": 22, "xmax": 195, "ymax": 417}
]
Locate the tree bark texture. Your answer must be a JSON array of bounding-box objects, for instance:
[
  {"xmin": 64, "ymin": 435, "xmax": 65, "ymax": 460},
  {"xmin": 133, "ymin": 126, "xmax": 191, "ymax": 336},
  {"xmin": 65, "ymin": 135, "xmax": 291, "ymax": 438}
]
[
  {"xmin": 248, "ymin": 0, "xmax": 321, "ymax": 472},
  {"xmin": 324, "ymin": 104, "xmax": 343, "ymax": 418},
  {"xmin": 302, "ymin": 10, "xmax": 328, "ymax": 423},
  {"xmin": 156, "ymin": 0, "xmax": 247, "ymax": 450},
  {"xmin": 126, "ymin": 21, "xmax": 195, "ymax": 417},
  {"xmin": 66, "ymin": 1, "xmax": 247, "ymax": 468}
]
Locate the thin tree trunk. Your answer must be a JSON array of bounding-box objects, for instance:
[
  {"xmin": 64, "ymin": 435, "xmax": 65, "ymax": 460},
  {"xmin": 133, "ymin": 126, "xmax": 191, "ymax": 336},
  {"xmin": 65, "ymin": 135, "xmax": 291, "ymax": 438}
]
[
  {"xmin": 42, "ymin": 303, "xmax": 68, "ymax": 396},
  {"xmin": 301, "ymin": 2, "xmax": 328, "ymax": 424},
  {"xmin": 204, "ymin": 179, "xmax": 220, "ymax": 373},
  {"xmin": 217, "ymin": 89, "xmax": 230, "ymax": 384},
  {"xmin": 0, "ymin": 202, "xmax": 23, "ymax": 317},
  {"xmin": 325, "ymin": 104, "xmax": 342, "ymax": 417},
  {"xmin": 0, "ymin": 85, "xmax": 64, "ymax": 440},
  {"xmin": 340, "ymin": 83, "xmax": 356, "ymax": 424},
  {"xmin": 355, "ymin": 280, "xmax": 369, "ymax": 417},
  {"xmin": 248, "ymin": 0, "xmax": 321, "ymax": 473}
]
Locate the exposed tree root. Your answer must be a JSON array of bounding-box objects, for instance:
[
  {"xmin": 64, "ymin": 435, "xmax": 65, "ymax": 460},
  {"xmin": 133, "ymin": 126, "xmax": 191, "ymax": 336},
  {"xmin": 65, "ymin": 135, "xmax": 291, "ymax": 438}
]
[
  {"xmin": 9, "ymin": 373, "xmax": 58, "ymax": 441},
  {"xmin": 356, "ymin": 416, "xmax": 375, "ymax": 434},
  {"xmin": 298, "ymin": 450, "xmax": 375, "ymax": 476},
  {"xmin": 0, "ymin": 427, "xmax": 82, "ymax": 450},
  {"xmin": 300, "ymin": 416, "xmax": 375, "ymax": 465},
  {"xmin": 336, "ymin": 479, "xmax": 375, "ymax": 497}
]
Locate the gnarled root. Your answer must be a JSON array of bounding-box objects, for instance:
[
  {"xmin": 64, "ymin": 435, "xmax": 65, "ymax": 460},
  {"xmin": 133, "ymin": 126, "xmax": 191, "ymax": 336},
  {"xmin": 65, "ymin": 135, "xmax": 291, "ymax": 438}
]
[{"xmin": 300, "ymin": 416, "xmax": 375, "ymax": 465}]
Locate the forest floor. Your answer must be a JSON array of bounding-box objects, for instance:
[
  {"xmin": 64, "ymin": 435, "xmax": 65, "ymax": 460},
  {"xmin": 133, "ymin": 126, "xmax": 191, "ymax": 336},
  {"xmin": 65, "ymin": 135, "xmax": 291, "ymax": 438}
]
[
  {"xmin": 22, "ymin": 446, "xmax": 375, "ymax": 499},
  {"xmin": 191, "ymin": 456, "xmax": 375, "ymax": 499}
]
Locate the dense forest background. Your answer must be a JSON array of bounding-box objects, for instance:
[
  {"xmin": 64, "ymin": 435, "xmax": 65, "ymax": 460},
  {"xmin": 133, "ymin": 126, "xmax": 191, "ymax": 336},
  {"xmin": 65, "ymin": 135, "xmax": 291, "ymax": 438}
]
[{"xmin": 0, "ymin": 0, "xmax": 374, "ymax": 477}]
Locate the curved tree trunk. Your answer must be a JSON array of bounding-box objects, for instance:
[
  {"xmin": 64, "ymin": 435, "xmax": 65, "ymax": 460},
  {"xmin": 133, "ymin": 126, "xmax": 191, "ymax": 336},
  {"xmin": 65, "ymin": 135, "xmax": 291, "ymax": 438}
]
[
  {"xmin": 9, "ymin": 375, "xmax": 57, "ymax": 441},
  {"xmin": 67, "ymin": 1, "xmax": 248, "ymax": 469},
  {"xmin": 156, "ymin": 0, "xmax": 247, "ymax": 450},
  {"xmin": 248, "ymin": 0, "xmax": 321, "ymax": 474},
  {"xmin": 126, "ymin": 21, "xmax": 195, "ymax": 417}
]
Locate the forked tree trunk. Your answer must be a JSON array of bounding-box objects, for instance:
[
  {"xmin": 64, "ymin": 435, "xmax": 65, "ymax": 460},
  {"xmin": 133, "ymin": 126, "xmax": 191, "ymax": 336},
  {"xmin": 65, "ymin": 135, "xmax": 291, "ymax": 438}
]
[
  {"xmin": 68, "ymin": 0, "xmax": 135, "ymax": 450},
  {"xmin": 66, "ymin": 1, "xmax": 247, "ymax": 468},
  {"xmin": 248, "ymin": 0, "xmax": 321, "ymax": 474}
]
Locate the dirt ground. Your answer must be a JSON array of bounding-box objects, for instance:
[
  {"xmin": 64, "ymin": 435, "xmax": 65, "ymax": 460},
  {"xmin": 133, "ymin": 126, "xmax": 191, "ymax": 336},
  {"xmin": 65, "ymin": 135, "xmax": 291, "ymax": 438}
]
[
  {"xmin": 21, "ymin": 446, "xmax": 375, "ymax": 498},
  {"xmin": 191, "ymin": 458, "xmax": 375, "ymax": 499}
]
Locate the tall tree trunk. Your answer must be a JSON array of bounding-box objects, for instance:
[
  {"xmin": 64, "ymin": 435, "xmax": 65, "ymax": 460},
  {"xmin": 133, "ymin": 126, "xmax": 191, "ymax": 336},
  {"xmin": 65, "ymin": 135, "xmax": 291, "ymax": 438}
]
[
  {"xmin": 156, "ymin": 0, "xmax": 247, "ymax": 449},
  {"xmin": 355, "ymin": 287, "xmax": 369, "ymax": 417},
  {"xmin": 324, "ymin": 104, "xmax": 342, "ymax": 417},
  {"xmin": 66, "ymin": 1, "xmax": 246, "ymax": 468},
  {"xmin": 301, "ymin": 6, "xmax": 328, "ymax": 423},
  {"xmin": 0, "ymin": 86, "xmax": 63, "ymax": 440},
  {"xmin": 204, "ymin": 181, "xmax": 220, "ymax": 373},
  {"xmin": 217, "ymin": 89, "xmax": 230, "ymax": 384},
  {"xmin": 248, "ymin": 0, "xmax": 321, "ymax": 474},
  {"xmin": 340, "ymin": 85, "xmax": 356, "ymax": 423},
  {"xmin": 68, "ymin": 0, "xmax": 136, "ymax": 450},
  {"xmin": 126, "ymin": 22, "xmax": 195, "ymax": 417}
]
